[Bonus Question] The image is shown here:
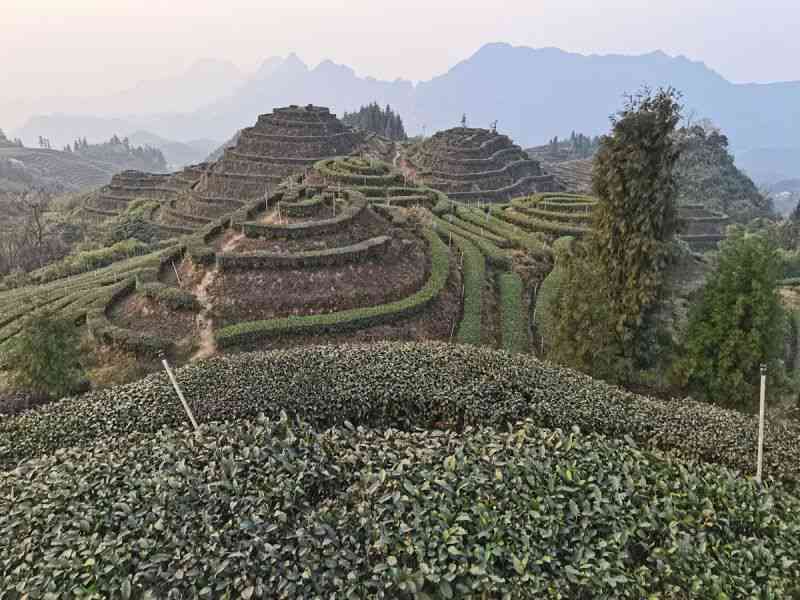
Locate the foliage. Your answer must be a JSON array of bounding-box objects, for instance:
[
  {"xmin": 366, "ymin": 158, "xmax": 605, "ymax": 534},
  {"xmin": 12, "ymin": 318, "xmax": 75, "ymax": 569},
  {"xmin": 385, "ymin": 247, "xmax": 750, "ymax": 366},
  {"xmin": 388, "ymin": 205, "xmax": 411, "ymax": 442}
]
[
  {"xmin": 218, "ymin": 235, "xmax": 392, "ymax": 271},
  {"xmin": 2, "ymin": 414, "xmax": 799, "ymax": 597},
  {"xmin": 138, "ymin": 282, "xmax": 199, "ymax": 311},
  {"xmin": 71, "ymin": 134, "xmax": 168, "ymax": 172},
  {"xmin": 534, "ymin": 237, "xmax": 573, "ymax": 349},
  {"xmin": 216, "ymin": 229, "xmax": 450, "ymax": 347},
  {"xmin": 550, "ymin": 88, "xmax": 683, "ymax": 382},
  {"xmin": 449, "ymin": 233, "xmax": 484, "ymax": 345},
  {"xmin": 433, "ymin": 215, "xmax": 512, "ymax": 270},
  {"xmin": 2, "ymin": 312, "xmax": 84, "ymax": 399},
  {"xmin": 342, "ymin": 102, "xmax": 407, "ymax": 140},
  {"xmin": 497, "ymin": 272, "xmax": 527, "ymax": 353},
  {"xmin": 30, "ymin": 238, "xmax": 149, "ymax": 283},
  {"xmin": 674, "ymin": 124, "xmax": 773, "ymax": 223},
  {"xmin": 2, "ymin": 342, "xmax": 800, "ymax": 480},
  {"xmin": 677, "ymin": 231, "xmax": 786, "ymax": 410}
]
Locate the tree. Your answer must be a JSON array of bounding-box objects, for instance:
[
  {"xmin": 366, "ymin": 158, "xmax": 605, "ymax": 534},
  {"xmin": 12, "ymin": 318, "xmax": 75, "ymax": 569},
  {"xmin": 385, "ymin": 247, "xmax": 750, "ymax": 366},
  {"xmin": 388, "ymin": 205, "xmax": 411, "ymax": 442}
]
[
  {"xmin": 677, "ymin": 231, "xmax": 785, "ymax": 411},
  {"xmin": 3, "ymin": 313, "xmax": 84, "ymax": 399},
  {"xmin": 549, "ymin": 87, "xmax": 683, "ymax": 382},
  {"xmin": 341, "ymin": 103, "xmax": 407, "ymax": 140}
]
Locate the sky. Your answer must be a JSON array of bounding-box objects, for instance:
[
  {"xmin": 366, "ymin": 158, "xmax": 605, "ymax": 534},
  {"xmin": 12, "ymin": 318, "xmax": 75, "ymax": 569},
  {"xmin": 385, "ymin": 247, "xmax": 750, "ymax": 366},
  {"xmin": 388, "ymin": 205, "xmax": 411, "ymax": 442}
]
[{"xmin": 2, "ymin": 0, "xmax": 799, "ymax": 127}]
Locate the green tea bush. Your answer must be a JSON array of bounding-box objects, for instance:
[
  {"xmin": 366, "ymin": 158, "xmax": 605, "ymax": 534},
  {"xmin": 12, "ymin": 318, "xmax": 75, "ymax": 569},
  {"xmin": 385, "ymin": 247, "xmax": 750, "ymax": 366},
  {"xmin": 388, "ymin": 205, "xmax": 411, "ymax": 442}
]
[
  {"xmin": 138, "ymin": 282, "xmax": 200, "ymax": 311},
  {"xmin": 1, "ymin": 415, "xmax": 799, "ymax": 598},
  {"xmin": 498, "ymin": 272, "xmax": 528, "ymax": 353},
  {"xmin": 457, "ymin": 207, "xmax": 552, "ymax": 258},
  {"xmin": 4, "ymin": 343, "xmax": 800, "ymax": 482},
  {"xmin": 449, "ymin": 232, "xmax": 484, "ymax": 345},
  {"xmin": 499, "ymin": 208, "xmax": 589, "ymax": 237},
  {"xmin": 217, "ymin": 236, "xmax": 391, "ymax": 271},
  {"xmin": 433, "ymin": 216, "xmax": 512, "ymax": 270}
]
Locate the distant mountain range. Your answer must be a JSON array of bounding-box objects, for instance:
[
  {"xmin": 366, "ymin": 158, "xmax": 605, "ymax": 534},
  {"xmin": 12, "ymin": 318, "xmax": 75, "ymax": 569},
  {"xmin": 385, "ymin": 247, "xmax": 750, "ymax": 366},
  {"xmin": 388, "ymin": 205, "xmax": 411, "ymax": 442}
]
[{"xmin": 13, "ymin": 43, "xmax": 800, "ymax": 181}]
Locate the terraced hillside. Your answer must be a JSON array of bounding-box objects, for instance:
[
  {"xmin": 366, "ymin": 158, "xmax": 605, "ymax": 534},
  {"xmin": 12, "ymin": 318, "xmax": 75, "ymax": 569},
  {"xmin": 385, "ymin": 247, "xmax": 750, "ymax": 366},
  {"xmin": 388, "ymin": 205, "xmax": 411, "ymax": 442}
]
[
  {"xmin": 81, "ymin": 105, "xmax": 378, "ymax": 242},
  {"xmin": 540, "ymin": 158, "xmax": 594, "ymax": 193},
  {"xmin": 0, "ymin": 146, "xmax": 118, "ymax": 192},
  {"xmin": 678, "ymin": 203, "xmax": 730, "ymax": 251},
  {"xmin": 490, "ymin": 192, "xmax": 727, "ymax": 252},
  {"xmin": 406, "ymin": 127, "xmax": 559, "ymax": 202}
]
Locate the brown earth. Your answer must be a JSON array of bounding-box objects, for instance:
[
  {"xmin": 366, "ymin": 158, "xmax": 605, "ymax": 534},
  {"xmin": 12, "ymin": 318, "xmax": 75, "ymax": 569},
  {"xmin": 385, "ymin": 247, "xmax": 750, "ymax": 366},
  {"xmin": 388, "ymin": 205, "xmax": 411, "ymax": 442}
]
[
  {"xmin": 220, "ymin": 249, "xmax": 463, "ymax": 353},
  {"xmin": 232, "ymin": 208, "xmax": 391, "ymax": 254},
  {"xmin": 211, "ymin": 230, "xmax": 427, "ymax": 328},
  {"xmin": 109, "ymin": 295, "xmax": 197, "ymax": 351}
]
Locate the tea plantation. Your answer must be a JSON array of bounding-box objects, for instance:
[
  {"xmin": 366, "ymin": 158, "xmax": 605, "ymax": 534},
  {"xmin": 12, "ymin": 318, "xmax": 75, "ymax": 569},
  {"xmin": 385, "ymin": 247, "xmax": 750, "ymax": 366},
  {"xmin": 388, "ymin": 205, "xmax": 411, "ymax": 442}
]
[{"xmin": 1, "ymin": 343, "xmax": 800, "ymax": 597}]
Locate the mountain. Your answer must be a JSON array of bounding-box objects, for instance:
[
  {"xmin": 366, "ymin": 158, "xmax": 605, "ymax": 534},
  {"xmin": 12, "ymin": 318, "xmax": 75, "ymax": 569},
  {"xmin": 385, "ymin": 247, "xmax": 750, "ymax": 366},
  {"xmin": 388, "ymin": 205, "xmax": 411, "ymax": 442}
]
[
  {"xmin": 11, "ymin": 59, "xmax": 245, "ymax": 148},
  {"xmin": 126, "ymin": 131, "xmax": 219, "ymax": 169},
  {"xmin": 15, "ymin": 44, "xmax": 800, "ymax": 179}
]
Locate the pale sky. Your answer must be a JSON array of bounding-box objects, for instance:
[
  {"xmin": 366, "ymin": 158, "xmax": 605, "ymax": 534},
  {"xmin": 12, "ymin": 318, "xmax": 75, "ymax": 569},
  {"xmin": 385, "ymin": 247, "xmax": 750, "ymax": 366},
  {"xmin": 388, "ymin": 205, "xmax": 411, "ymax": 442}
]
[{"xmin": 3, "ymin": 0, "xmax": 799, "ymax": 105}]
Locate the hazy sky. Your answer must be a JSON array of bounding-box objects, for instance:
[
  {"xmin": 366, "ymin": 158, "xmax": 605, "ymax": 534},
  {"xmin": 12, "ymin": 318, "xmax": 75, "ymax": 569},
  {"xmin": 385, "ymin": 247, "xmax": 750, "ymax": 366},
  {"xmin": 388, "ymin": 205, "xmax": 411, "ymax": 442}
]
[{"xmin": 3, "ymin": 0, "xmax": 799, "ymax": 101}]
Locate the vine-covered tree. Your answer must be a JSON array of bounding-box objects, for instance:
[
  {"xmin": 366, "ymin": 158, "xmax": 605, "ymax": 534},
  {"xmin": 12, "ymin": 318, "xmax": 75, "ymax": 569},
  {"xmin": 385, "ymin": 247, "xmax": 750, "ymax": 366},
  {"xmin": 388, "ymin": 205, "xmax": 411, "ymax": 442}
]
[
  {"xmin": 549, "ymin": 88, "xmax": 683, "ymax": 382},
  {"xmin": 342, "ymin": 103, "xmax": 407, "ymax": 140},
  {"xmin": 677, "ymin": 231, "xmax": 785, "ymax": 411}
]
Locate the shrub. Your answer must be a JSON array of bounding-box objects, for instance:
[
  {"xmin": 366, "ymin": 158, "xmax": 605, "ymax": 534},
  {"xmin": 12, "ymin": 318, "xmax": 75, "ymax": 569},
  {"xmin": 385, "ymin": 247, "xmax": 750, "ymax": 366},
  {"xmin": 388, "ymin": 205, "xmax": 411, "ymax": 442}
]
[
  {"xmin": 2, "ymin": 312, "xmax": 84, "ymax": 399},
  {"xmin": 457, "ymin": 207, "xmax": 552, "ymax": 258},
  {"xmin": 677, "ymin": 232, "xmax": 785, "ymax": 410},
  {"xmin": 498, "ymin": 272, "xmax": 528, "ymax": 353},
  {"xmin": 1, "ymin": 415, "xmax": 799, "ymax": 597},
  {"xmin": 448, "ymin": 232, "xmax": 484, "ymax": 345},
  {"xmin": 4, "ymin": 343, "xmax": 800, "ymax": 482},
  {"xmin": 187, "ymin": 244, "xmax": 216, "ymax": 266},
  {"xmin": 498, "ymin": 207, "xmax": 589, "ymax": 237},
  {"xmin": 138, "ymin": 282, "xmax": 200, "ymax": 311},
  {"xmin": 433, "ymin": 216, "xmax": 512, "ymax": 270},
  {"xmin": 218, "ymin": 236, "xmax": 391, "ymax": 271}
]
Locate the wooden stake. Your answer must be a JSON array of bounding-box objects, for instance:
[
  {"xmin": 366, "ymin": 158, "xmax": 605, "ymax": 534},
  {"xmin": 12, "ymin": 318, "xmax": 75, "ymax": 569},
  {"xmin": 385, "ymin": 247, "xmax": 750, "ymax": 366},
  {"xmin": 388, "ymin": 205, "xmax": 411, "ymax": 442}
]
[{"xmin": 162, "ymin": 356, "xmax": 199, "ymax": 432}]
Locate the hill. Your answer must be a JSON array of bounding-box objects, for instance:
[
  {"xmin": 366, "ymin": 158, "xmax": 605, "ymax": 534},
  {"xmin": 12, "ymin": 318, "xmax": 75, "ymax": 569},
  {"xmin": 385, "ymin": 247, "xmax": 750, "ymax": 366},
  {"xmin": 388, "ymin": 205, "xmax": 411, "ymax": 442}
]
[
  {"xmin": 14, "ymin": 44, "xmax": 800, "ymax": 182},
  {"xmin": 405, "ymin": 127, "xmax": 558, "ymax": 202},
  {"xmin": 1, "ymin": 343, "xmax": 799, "ymax": 596},
  {"xmin": 0, "ymin": 136, "xmax": 169, "ymax": 194},
  {"xmin": 674, "ymin": 125, "xmax": 773, "ymax": 222},
  {"xmin": 127, "ymin": 131, "xmax": 219, "ymax": 170}
]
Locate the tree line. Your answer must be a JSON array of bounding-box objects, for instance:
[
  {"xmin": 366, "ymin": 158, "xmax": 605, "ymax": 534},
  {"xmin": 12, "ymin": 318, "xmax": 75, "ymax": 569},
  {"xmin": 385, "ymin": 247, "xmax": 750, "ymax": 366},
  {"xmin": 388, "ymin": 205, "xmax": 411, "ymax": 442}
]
[{"xmin": 342, "ymin": 103, "xmax": 407, "ymax": 141}]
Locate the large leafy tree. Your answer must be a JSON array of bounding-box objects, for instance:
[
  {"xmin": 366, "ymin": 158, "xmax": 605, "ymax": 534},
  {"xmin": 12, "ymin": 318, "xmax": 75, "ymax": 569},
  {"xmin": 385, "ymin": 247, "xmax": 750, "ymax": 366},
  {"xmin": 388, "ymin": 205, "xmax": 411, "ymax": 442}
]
[
  {"xmin": 678, "ymin": 231, "xmax": 785, "ymax": 411},
  {"xmin": 550, "ymin": 88, "xmax": 682, "ymax": 382},
  {"xmin": 4, "ymin": 313, "xmax": 84, "ymax": 399}
]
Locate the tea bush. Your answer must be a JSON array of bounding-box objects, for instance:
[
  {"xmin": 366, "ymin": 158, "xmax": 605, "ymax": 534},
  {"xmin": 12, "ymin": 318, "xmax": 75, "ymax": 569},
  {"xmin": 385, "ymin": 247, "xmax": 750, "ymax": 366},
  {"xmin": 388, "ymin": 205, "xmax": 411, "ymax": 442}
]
[
  {"xmin": 3, "ymin": 342, "xmax": 800, "ymax": 482},
  {"xmin": 1, "ymin": 415, "xmax": 799, "ymax": 598}
]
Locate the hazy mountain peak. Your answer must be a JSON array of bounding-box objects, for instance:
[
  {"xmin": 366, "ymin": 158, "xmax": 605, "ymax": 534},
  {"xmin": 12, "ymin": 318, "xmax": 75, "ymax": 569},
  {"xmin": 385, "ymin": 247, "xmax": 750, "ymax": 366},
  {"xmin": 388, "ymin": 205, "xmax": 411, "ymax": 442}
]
[
  {"xmin": 282, "ymin": 52, "xmax": 308, "ymax": 72},
  {"xmin": 254, "ymin": 56, "xmax": 284, "ymax": 79},
  {"xmin": 314, "ymin": 59, "xmax": 355, "ymax": 77}
]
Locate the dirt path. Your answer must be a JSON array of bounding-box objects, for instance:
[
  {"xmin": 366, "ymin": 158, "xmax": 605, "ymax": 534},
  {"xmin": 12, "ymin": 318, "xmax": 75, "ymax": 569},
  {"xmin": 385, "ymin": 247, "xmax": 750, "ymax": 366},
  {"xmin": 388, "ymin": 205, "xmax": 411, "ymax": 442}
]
[{"xmin": 190, "ymin": 233, "xmax": 244, "ymax": 361}]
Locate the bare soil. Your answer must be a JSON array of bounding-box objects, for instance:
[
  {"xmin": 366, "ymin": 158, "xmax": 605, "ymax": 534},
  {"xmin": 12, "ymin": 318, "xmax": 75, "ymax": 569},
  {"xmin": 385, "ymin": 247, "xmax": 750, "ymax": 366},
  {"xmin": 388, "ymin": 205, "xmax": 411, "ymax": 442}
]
[
  {"xmin": 232, "ymin": 209, "xmax": 391, "ymax": 254},
  {"xmin": 109, "ymin": 295, "xmax": 197, "ymax": 349},
  {"xmin": 211, "ymin": 227, "xmax": 427, "ymax": 328},
  {"xmin": 221, "ymin": 249, "xmax": 464, "ymax": 353}
]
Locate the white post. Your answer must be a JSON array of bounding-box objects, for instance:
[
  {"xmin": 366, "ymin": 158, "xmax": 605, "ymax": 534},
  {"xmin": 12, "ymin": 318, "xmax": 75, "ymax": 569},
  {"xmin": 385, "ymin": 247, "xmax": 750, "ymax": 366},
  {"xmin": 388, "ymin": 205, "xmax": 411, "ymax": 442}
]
[
  {"xmin": 756, "ymin": 364, "xmax": 767, "ymax": 484},
  {"xmin": 162, "ymin": 356, "xmax": 200, "ymax": 432}
]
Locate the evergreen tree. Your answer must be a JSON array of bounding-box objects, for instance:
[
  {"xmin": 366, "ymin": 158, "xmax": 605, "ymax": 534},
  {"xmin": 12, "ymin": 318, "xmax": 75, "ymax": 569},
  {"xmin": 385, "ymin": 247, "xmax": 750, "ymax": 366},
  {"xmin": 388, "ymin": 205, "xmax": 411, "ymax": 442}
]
[
  {"xmin": 549, "ymin": 88, "xmax": 683, "ymax": 382},
  {"xmin": 4, "ymin": 313, "xmax": 84, "ymax": 399},
  {"xmin": 341, "ymin": 102, "xmax": 407, "ymax": 140},
  {"xmin": 677, "ymin": 232, "xmax": 785, "ymax": 411}
]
